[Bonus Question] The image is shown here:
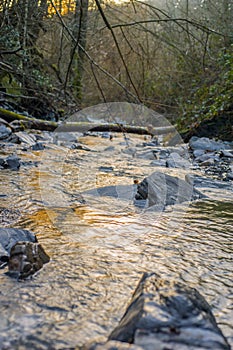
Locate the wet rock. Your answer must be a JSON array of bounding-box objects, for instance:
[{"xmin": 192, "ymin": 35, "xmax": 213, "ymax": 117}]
[
  {"xmin": 0, "ymin": 227, "xmax": 36, "ymax": 267},
  {"xmin": 0, "ymin": 157, "xmax": 5, "ymax": 168},
  {"xmin": 99, "ymin": 166, "xmax": 114, "ymax": 173},
  {"xmin": 195, "ymin": 152, "xmax": 220, "ymax": 163},
  {"xmin": 135, "ymin": 172, "xmax": 204, "ymax": 209},
  {"xmin": 166, "ymin": 152, "xmax": 191, "ymax": 169},
  {"xmin": 4, "ymin": 155, "xmax": 21, "ymax": 170},
  {"xmin": 70, "ymin": 143, "xmax": 92, "ymax": 151},
  {"xmin": 31, "ymin": 142, "xmax": 45, "ymax": 151},
  {"xmin": 134, "ymin": 149, "xmax": 157, "ymax": 160},
  {"xmin": 227, "ymin": 172, "xmax": 233, "ymax": 180},
  {"xmin": 200, "ymin": 158, "xmax": 216, "ymax": 166},
  {"xmin": 15, "ymin": 131, "xmax": 37, "ymax": 146},
  {"xmin": 190, "ymin": 175, "xmax": 232, "ymax": 190},
  {"xmin": 88, "ymin": 341, "xmax": 143, "ymax": 350},
  {"xmin": 84, "ymin": 185, "xmax": 137, "ymax": 201},
  {"xmin": 0, "ymin": 124, "xmax": 12, "ymax": 140},
  {"xmin": 193, "ymin": 149, "xmax": 205, "ymax": 158},
  {"xmin": 53, "ymin": 132, "xmax": 78, "ymax": 144},
  {"xmin": 220, "ymin": 150, "xmax": 233, "ymax": 158},
  {"xmin": 156, "ymin": 149, "xmax": 170, "ymax": 159},
  {"xmin": 0, "ymin": 155, "xmax": 21, "ymax": 170},
  {"xmin": 108, "ymin": 272, "xmax": 230, "ymax": 350},
  {"xmin": 142, "ymin": 138, "xmax": 159, "ymax": 147},
  {"xmin": 189, "ymin": 136, "xmax": 228, "ymax": 152},
  {"xmin": 150, "ymin": 160, "xmax": 167, "ymax": 167},
  {"xmin": 104, "ymin": 146, "xmax": 115, "ymax": 152},
  {"xmin": 7, "ymin": 241, "xmax": 50, "ymax": 280}
]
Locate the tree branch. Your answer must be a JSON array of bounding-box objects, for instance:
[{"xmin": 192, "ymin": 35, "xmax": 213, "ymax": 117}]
[{"xmin": 49, "ymin": 0, "xmax": 139, "ymax": 103}]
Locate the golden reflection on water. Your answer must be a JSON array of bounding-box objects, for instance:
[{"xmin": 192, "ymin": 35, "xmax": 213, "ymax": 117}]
[{"xmin": 0, "ymin": 133, "xmax": 232, "ymax": 348}]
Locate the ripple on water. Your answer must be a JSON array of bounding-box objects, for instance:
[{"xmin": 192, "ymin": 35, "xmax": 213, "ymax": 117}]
[{"xmin": 0, "ymin": 135, "xmax": 232, "ymax": 348}]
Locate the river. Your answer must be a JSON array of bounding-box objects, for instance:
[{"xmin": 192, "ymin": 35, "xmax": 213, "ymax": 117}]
[{"xmin": 0, "ymin": 128, "xmax": 232, "ymax": 349}]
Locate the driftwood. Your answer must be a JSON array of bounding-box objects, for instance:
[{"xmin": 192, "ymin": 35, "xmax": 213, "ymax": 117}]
[{"xmin": 0, "ymin": 107, "xmax": 175, "ymax": 136}]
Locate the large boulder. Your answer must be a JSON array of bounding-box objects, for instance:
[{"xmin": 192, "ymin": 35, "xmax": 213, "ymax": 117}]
[
  {"xmin": 106, "ymin": 273, "xmax": 230, "ymax": 350},
  {"xmin": 135, "ymin": 172, "xmax": 204, "ymax": 209}
]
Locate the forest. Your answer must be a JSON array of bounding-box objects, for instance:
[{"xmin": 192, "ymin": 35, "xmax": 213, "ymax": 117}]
[
  {"xmin": 1, "ymin": 2, "xmax": 233, "ymax": 349},
  {"xmin": 0, "ymin": 0, "xmax": 232, "ymax": 139}
]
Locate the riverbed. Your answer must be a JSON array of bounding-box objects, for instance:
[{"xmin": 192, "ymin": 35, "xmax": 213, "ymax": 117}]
[{"xmin": 0, "ymin": 130, "xmax": 232, "ymax": 349}]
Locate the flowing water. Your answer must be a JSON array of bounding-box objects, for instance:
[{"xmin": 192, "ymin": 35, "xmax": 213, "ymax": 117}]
[{"xmin": 0, "ymin": 132, "xmax": 232, "ymax": 349}]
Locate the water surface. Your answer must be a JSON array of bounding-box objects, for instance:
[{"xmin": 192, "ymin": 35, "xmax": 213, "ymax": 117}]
[{"xmin": 0, "ymin": 133, "xmax": 232, "ymax": 349}]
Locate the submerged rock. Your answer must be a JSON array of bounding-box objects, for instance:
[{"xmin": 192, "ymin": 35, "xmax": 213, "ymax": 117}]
[
  {"xmin": 135, "ymin": 172, "xmax": 204, "ymax": 209},
  {"xmin": 83, "ymin": 184, "xmax": 137, "ymax": 201},
  {"xmin": 106, "ymin": 272, "xmax": 230, "ymax": 350},
  {"xmin": 7, "ymin": 241, "xmax": 50, "ymax": 279}
]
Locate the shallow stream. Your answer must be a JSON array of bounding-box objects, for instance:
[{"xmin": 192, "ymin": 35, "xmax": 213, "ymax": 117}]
[{"xmin": 0, "ymin": 131, "xmax": 232, "ymax": 349}]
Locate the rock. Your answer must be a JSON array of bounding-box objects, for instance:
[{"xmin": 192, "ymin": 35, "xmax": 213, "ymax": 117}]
[
  {"xmin": 193, "ymin": 149, "xmax": 205, "ymax": 158},
  {"xmin": 0, "ymin": 227, "xmax": 36, "ymax": 267},
  {"xmin": 226, "ymin": 172, "xmax": 233, "ymax": 180},
  {"xmin": 15, "ymin": 131, "xmax": 37, "ymax": 146},
  {"xmin": 108, "ymin": 272, "xmax": 230, "ymax": 350},
  {"xmin": 142, "ymin": 138, "xmax": 159, "ymax": 147},
  {"xmin": 84, "ymin": 185, "xmax": 137, "ymax": 201},
  {"xmin": 31, "ymin": 142, "xmax": 45, "ymax": 150},
  {"xmin": 150, "ymin": 160, "xmax": 167, "ymax": 167},
  {"xmin": 135, "ymin": 172, "xmax": 204, "ymax": 209},
  {"xmin": 192, "ymin": 175, "xmax": 233, "ymax": 190},
  {"xmin": 0, "ymin": 124, "xmax": 12, "ymax": 140},
  {"xmin": 70, "ymin": 143, "xmax": 92, "ymax": 151},
  {"xmin": 88, "ymin": 341, "xmax": 143, "ymax": 350},
  {"xmin": 134, "ymin": 149, "xmax": 157, "ymax": 160},
  {"xmin": 7, "ymin": 241, "xmax": 50, "ymax": 279},
  {"xmin": 0, "ymin": 157, "xmax": 5, "ymax": 168},
  {"xmin": 220, "ymin": 150, "xmax": 233, "ymax": 158},
  {"xmin": 99, "ymin": 166, "xmax": 114, "ymax": 173},
  {"xmin": 200, "ymin": 158, "xmax": 216, "ymax": 166},
  {"xmin": 4, "ymin": 155, "xmax": 20, "ymax": 170},
  {"xmin": 53, "ymin": 132, "xmax": 78, "ymax": 144},
  {"xmin": 157, "ymin": 149, "xmax": 170, "ymax": 159},
  {"xmin": 166, "ymin": 152, "xmax": 191, "ymax": 169},
  {"xmin": 189, "ymin": 136, "xmax": 228, "ymax": 152},
  {"xmin": 195, "ymin": 153, "xmax": 220, "ymax": 163}
]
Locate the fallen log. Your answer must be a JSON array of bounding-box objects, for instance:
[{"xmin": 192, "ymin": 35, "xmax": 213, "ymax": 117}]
[
  {"xmin": 0, "ymin": 107, "xmax": 175, "ymax": 135},
  {"xmin": 0, "ymin": 107, "xmax": 57, "ymax": 131}
]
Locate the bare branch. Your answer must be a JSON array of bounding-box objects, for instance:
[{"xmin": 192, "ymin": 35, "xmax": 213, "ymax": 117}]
[{"xmin": 49, "ymin": 0, "xmax": 139, "ymax": 103}]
